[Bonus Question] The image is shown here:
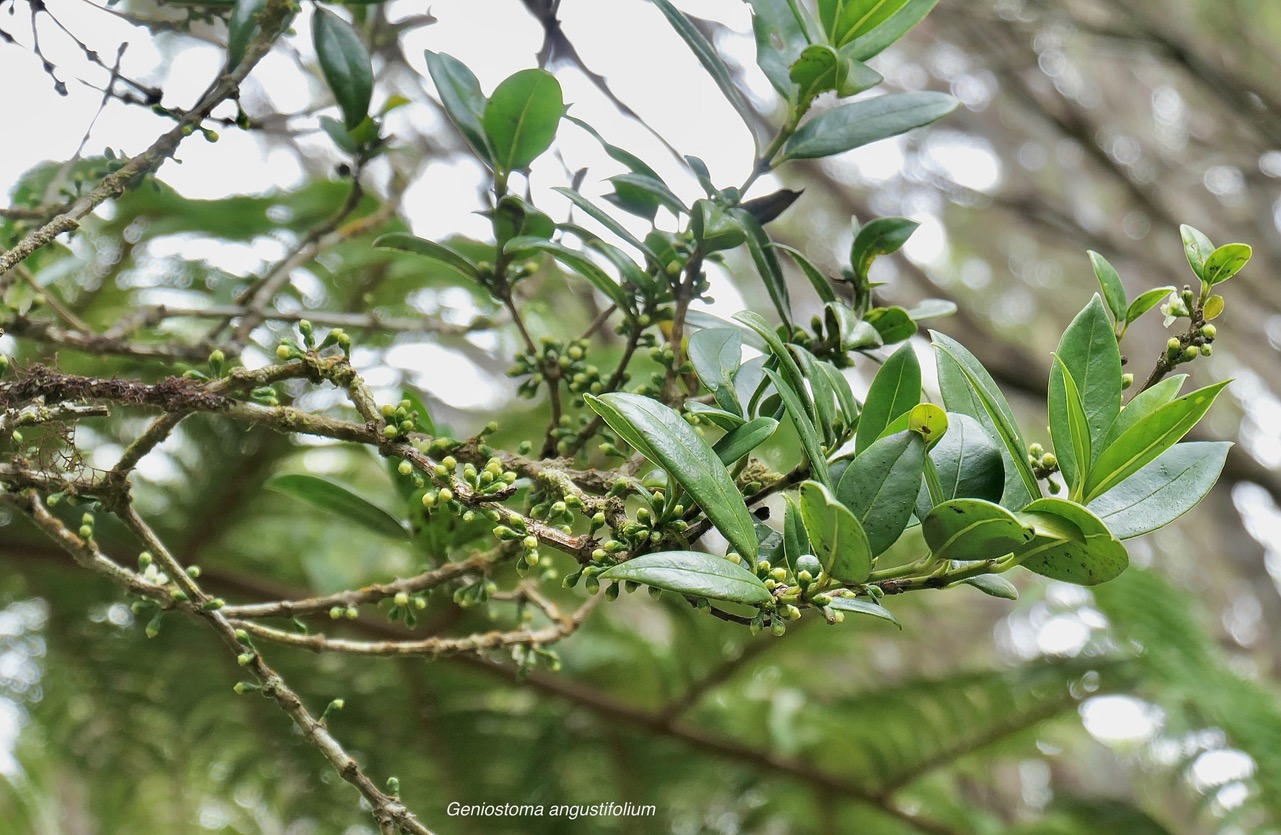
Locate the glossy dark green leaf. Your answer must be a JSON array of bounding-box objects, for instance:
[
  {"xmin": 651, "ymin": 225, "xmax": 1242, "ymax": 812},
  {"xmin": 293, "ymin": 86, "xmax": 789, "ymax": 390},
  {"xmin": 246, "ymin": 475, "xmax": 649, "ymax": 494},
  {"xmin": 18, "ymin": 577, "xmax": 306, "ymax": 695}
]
[
  {"xmin": 856, "ymin": 342, "xmax": 920, "ymax": 453},
  {"xmin": 504, "ymin": 236, "xmax": 632, "ymax": 314},
  {"xmin": 846, "ymin": 0, "xmax": 938, "ymax": 61},
  {"xmin": 1083, "ymin": 380, "xmax": 1230, "ymax": 503},
  {"xmin": 1124, "ymin": 286, "xmax": 1175, "ymax": 326},
  {"xmin": 734, "ymin": 311, "xmax": 811, "ymax": 420},
  {"xmin": 424, "ymin": 50, "xmax": 492, "ymax": 163},
  {"xmin": 782, "ymin": 494, "xmax": 810, "ymax": 576},
  {"xmin": 933, "ymin": 331, "xmax": 1040, "ymax": 509},
  {"xmin": 827, "ymin": 596, "xmax": 901, "ymax": 629},
  {"xmin": 609, "ymin": 173, "xmax": 687, "ymax": 216},
  {"xmin": 851, "ymin": 216, "xmax": 918, "ymax": 280},
  {"xmin": 789, "ymin": 345, "xmax": 838, "ymax": 447},
  {"xmin": 1086, "ymin": 441, "xmax": 1230, "ymax": 539},
  {"xmin": 267, "ymin": 474, "xmax": 408, "ymax": 541},
  {"xmin": 651, "ymin": 0, "xmax": 756, "ymax": 130},
  {"xmin": 482, "ymin": 69, "xmax": 563, "ymax": 172},
  {"xmin": 312, "ymin": 9, "xmax": 373, "ymax": 130},
  {"xmin": 713, "ymin": 417, "xmax": 779, "ymax": 465},
  {"xmin": 586, "ymin": 393, "xmax": 758, "ymax": 560},
  {"xmin": 686, "ymin": 401, "xmax": 746, "ymax": 430},
  {"xmin": 923, "ymin": 499, "xmax": 1034, "ymax": 562},
  {"xmin": 1087, "ymin": 251, "xmax": 1127, "ymax": 323},
  {"xmin": 565, "ymin": 115, "xmax": 661, "ymax": 182},
  {"xmin": 1015, "ymin": 498, "xmax": 1128, "ymax": 586},
  {"xmin": 1102, "ymin": 375, "xmax": 1186, "ymax": 449},
  {"xmin": 227, "ymin": 0, "xmax": 266, "ymax": 70},
  {"xmin": 1050, "ymin": 355, "xmax": 1092, "ymax": 498},
  {"xmin": 789, "ymin": 44, "xmax": 881, "ymax": 110},
  {"xmin": 799, "ymin": 481, "xmax": 872, "ymax": 582},
  {"xmin": 865, "ymin": 305, "xmax": 916, "ymax": 344},
  {"xmin": 1048, "ymin": 297, "xmax": 1121, "ymax": 490},
  {"xmin": 780, "ymin": 92, "xmax": 957, "ymax": 161},
  {"xmin": 373, "ymin": 233, "xmax": 480, "ymax": 281},
  {"xmin": 691, "ymin": 199, "xmax": 746, "ymax": 252},
  {"xmin": 1180, "ymin": 224, "xmax": 1214, "ymax": 281},
  {"xmin": 915, "ymin": 413, "xmax": 1004, "ymax": 520},
  {"xmin": 763, "ymin": 368, "xmax": 833, "ymax": 488},
  {"xmin": 554, "ymin": 187, "xmax": 654, "ymax": 258},
  {"xmin": 730, "ymin": 210, "xmax": 792, "ymax": 327},
  {"xmin": 688, "ymin": 311, "xmax": 768, "ymax": 351},
  {"xmin": 1202, "ymin": 243, "xmax": 1252, "ymax": 286},
  {"xmin": 837, "ymin": 430, "xmax": 926, "ymax": 555},
  {"xmin": 489, "ymin": 195, "xmax": 555, "ymax": 243},
  {"xmin": 599, "ymin": 551, "xmax": 772, "ymax": 605},
  {"xmin": 820, "ymin": 360, "xmax": 859, "ymax": 430},
  {"xmin": 960, "ymin": 574, "xmax": 1019, "ymax": 600}
]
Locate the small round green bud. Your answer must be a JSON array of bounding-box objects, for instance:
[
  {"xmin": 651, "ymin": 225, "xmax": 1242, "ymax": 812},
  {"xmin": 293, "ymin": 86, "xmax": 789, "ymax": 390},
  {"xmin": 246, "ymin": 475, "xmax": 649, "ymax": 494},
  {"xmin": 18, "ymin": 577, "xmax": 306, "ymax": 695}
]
[
  {"xmin": 398, "ymin": 460, "xmax": 414, "ymax": 476},
  {"xmin": 1200, "ymin": 344, "xmax": 1213, "ymax": 356},
  {"xmin": 383, "ymin": 425, "xmax": 400, "ymax": 439},
  {"xmin": 330, "ymin": 606, "xmax": 344, "ymax": 620},
  {"xmin": 769, "ymin": 567, "xmax": 787, "ymax": 582},
  {"xmin": 1183, "ymin": 345, "xmax": 1200, "ymax": 360},
  {"xmin": 421, "ymin": 492, "xmax": 436, "ymax": 508},
  {"xmin": 79, "ymin": 525, "xmax": 94, "ymax": 539},
  {"xmin": 1167, "ymin": 337, "xmax": 1182, "ymax": 353},
  {"xmin": 1200, "ymin": 324, "xmax": 1217, "ymax": 340},
  {"xmin": 345, "ymin": 606, "xmax": 359, "ymax": 620},
  {"xmin": 1028, "ymin": 443, "xmax": 1044, "ymax": 458},
  {"xmin": 1040, "ymin": 452, "xmax": 1057, "ymax": 469},
  {"xmin": 393, "ymin": 592, "xmax": 410, "ymax": 607},
  {"xmin": 438, "ymin": 487, "xmax": 453, "ymax": 502},
  {"xmin": 208, "ymin": 349, "xmax": 225, "ymax": 366},
  {"xmin": 797, "ymin": 570, "xmax": 813, "ymax": 584},
  {"xmin": 233, "ymin": 682, "xmax": 259, "ymax": 695},
  {"xmin": 771, "ymin": 620, "xmax": 787, "ymax": 636},
  {"xmin": 523, "ymin": 535, "xmax": 539, "ymax": 550},
  {"xmin": 441, "ymin": 456, "xmax": 457, "ymax": 470},
  {"xmin": 1121, "ymin": 372, "xmax": 1134, "ymax": 390},
  {"xmin": 237, "ymin": 653, "xmax": 255, "ymax": 666},
  {"xmin": 276, "ymin": 344, "xmax": 293, "ymax": 360}
]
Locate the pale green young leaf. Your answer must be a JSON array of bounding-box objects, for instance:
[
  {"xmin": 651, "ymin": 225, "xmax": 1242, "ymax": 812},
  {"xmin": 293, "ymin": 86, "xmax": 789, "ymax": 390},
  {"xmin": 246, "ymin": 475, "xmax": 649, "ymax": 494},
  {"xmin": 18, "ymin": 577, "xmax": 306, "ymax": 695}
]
[
  {"xmin": 836, "ymin": 430, "xmax": 926, "ymax": 555},
  {"xmin": 599, "ymin": 552, "xmax": 772, "ymax": 605},
  {"xmin": 799, "ymin": 480, "xmax": 873, "ymax": 582},
  {"xmin": 483, "ymin": 69, "xmax": 563, "ymax": 172},
  {"xmin": 855, "ymin": 342, "xmax": 920, "ymax": 453},
  {"xmin": 1087, "ymin": 442, "xmax": 1230, "ymax": 540}
]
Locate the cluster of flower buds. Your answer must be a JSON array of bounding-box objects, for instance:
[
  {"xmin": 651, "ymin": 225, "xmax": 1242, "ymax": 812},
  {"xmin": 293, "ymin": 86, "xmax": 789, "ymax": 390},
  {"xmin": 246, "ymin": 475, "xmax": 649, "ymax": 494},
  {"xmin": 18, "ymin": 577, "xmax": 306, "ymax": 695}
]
[
  {"xmin": 276, "ymin": 319, "xmax": 350, "ymax": 361},
  {"xmin": 387, "ymin": 589, "xmax": 428, "ymax": 627}
]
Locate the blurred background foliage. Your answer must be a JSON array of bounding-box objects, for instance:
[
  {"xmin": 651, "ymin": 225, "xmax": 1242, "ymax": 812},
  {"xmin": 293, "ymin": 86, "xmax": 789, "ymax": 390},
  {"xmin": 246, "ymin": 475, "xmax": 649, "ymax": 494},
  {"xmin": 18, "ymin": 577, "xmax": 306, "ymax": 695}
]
[{"xmin": 2, "ymin": 0, "xmax": 1281, "ymax": 833}]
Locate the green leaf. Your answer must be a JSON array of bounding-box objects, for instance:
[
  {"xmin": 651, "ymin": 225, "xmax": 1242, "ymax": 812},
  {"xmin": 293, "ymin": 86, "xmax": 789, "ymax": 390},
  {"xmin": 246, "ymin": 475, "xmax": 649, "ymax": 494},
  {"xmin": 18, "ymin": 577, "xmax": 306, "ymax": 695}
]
[
  {"xmin": 399, "ymin": 387, "xmax": 435, "ymax": 434},
  {"xmin": 922, "ymin": 499, "xmax": 1035, "ymax": 562},
  {"xmin": 763, "ymin": 367, "xmax": 833, "ymax": 488},
  {"xmin": 227, "ymin": 0, "xmax": 266, "ymax": 71},
  {"xmin": 851, "ymin": 216, "xmax": 918, "ymax": 280},
  {"xmin": 585, "ymin": 393, "xmax": 758, "ymax": 560},
  {"xmin": 1083, "ymin": 380, "xmax": 1230, "ymax": 503},
  {"xmin": 1087, "ymin": 442, "xmax": 1230, "ymax": 540},
  {"xmin": 650, "ymin": 0, "xmax": 757, "ymax": 131},
  {"xmin": 734, "ymin": 311, "xmax": 811, "ymax": 421},
  {"xmin": 960, "ymin": 574, "xmax": 1019, "ymax": 600},
  {"xmin": 826, "ymin": 596, "xmax": 901, "ymax": 629},
  {"xmin": 1180, "ymin": 224, "xmax": 1214, "ymax": 281},
  {"xmin": 730, "ymin": 210, "xmax": 792, "ymax": 327},
  {"xmin": 1048, "ymin": 296, "xmax": 1122, "ymax": 491},
  {"xmin": 831, "ymin": 0, "xmax": 912, "ymax": 47},
  {"xmin": 864, "ymin": 305, "xmax": 916, "ymax": 344},
  {"xmin": 1015, "ymin": 498, "xmax": 1128, "ymax": 586},
  {"xmin": 915, "ymin": 413, "xmax": 1004, "ymax": 520},
  {"xmin": 482, "ymin": 69, "xmax": 563, "ymax": 172},
  {"xmin": 907, "ymin": 403, "xmax": 948, "ymax": 446},
  {"xmin": 1202, "ymin": 243, "xmax": 1251, "ymax": 286},
  {"xmin": 504, "ymin": 236, "xmax": 632, "ymax": 314},
  {"xmin": 1124, "ymin": 285, "xmax": 1175, "ymax": 326},
  {"xmin": 745, "ymin": 0, "xmax": 812, "ymax": 96},
  {"xmin": 856, "ymin": 342, "xmax": 920, "ymax": 453},
  {"xmin": 312, "ymin": 8, "xmax": 373, "ymax": 130},
  {"xmin": 933, "ymin": 331, "xmax": 1040, "ymax": 509},
  {"xmin": 424, "ymin": 51, "xmax": 492, "ymax": 163},
  {"xmin": 318, "ymin": 116, "xmax": 359, "ymax": 155},
  {"xmin": 836, "ymin": 430, "xmax": 926, "ymax": 556},
  {"xmin": 789, "ymin": 44, "xmax": 882, "ymax": 109},
  {"xmin": 1102, "ymin": 375, "xmax": 1186, "ymax": 450},
  {"xmin": 846, "ymin": 0, "xmax": 939, "ymax": 61},
  {"xmin": 799, "ymin": 481, "xmax": 873, "ymax": 582},
  {"xmin": 782, "ymin": 494, "xmax": 810, "ymax": 575},
  {"xmin": 554, "ymin": 187, "xmax": 654, "ymax": 258},
  {"xmin": 599, "ymin": 552, "xmax": 772, "ymax": 605},
  {"xmin": 1087, "ymin": 251, "xmax": 1127, "ymax": 324},
  {"xmin": 685, "ymin": 401, "xmax": 745, "ymax": 430},
  {"xmin": 1050, "ymin": 355, "xmax": 1092, "ymax": 498},
  {"xmin": 691, "ymin": 199, "xmax": 746, "ymax": 253},
  {"xmin": 713, "ymin": 417, "xmax": 779, "ymax": 465},
  {"xmin": 905, "ymin": 298, "xmax": 957, "ymax": 321},
  {"xmin": 820, "ymin": 361, "xmax": 859, "ymax": 429},
  {"xmin": 608, "ymin": 173, "xmax": 687, "ymax": 216},
  {"xmin": 774, "ymin": 244, "xmax": 837, "ymax": 304},
  {"xmin": 780, "ymin": 92, "xmax": 957, "ymax": 160},
  {"xmin": 689, "ymin": 328, "xmax": 743, "ymax": 394},
  {"xmin": 373, "ymin": 233, "xmax": 481, "ymax": 281},
  {"xmin": 824, "ymin": 302, "xmax": 882, "ymax": 350},
  {"xmin": 267, "ymin": 474, "xmax": 408, "ymax": 541}
]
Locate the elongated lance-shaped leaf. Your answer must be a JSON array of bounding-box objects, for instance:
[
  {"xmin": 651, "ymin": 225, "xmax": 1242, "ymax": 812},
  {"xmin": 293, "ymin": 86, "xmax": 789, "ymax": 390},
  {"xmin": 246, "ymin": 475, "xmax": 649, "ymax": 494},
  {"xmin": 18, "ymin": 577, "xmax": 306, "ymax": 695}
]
[
  {"xmin": 799, "ymin": 481, "xmax": 872, "ymax": 582},
  {"xmin": 267, "ymin": 474, "xmax": 408, "ymax": 541},
  {"xmin": 789, "ymin": 345, "xmax": 837, "ymax": 447},
  {"xmin": 313, "ymin": 8, "xmax": 373, "ymax": 130},
  {"xmin": 1087, "ymin": 251, "xmax": 1127, "ymax": 324},
  {"xmin": 1087, "ymin": 441, "xmax": 1230, "ymax": 540},
  {"xmin": 856, "ymin": 342, "xmax": 920, "ymax": 453},
  {"xmin": 585, "ymin": 393, "xmax": 758, "ymax": 559},
  {"xmin": 730, "ymin": 210, "xmax": 792, "ymax": 327},
  {"xmin": 827, "ymin": 596, "xmax": 902, "ymax": 629},
  {"xmin": 847, "ymin": 0, "xmax": 938, "ymax": 60},
  {"xmin": 424, "ymin": 51, "xmax": 492, "ymax": 163},
  {"xmin": 781, "ymin": 494, "xmax": 810, "ymax": 576},
  {"xmin": 933, "ymin": 331, "xmax": 1040, "ymax": 509},
  {"xmin": 504, "ymin": 236, "xmax": 633, "ymax": 315},
  {"xmin": 837, "ymin": 430, "xmax": 926, "ymax": 556},
  {"xmin": 781, "ymin": 92, "xmax": 957, "ymax": 160},
  {"xmin": 1084, "ymin": 380, "xmax": 1230, "ymax": 503},
  {"xmin": 745, "ymin": 0, "xmax": 811, "ymax": 96},
  {"xmin": 1051, "ymin": 355, "xmax": 1092, "ymax": 499},
  {"xmin": 373, "ymin": 233, "xmax": 481, "ymax": 281},
  {"xmin": 763, "ymin": 368, "xmax": 833, "ymax": 487},
  {"xmin": 1048, "ymin": 297, "xmax": 1121, "ymax": 489},
  {"xmin": 1102, "ymin": 375, "xmax": 1186, "ymax": 449},
  {"xmin": 599, "ymin": 552, "xmax": 772, "ymax": 605},
  {"xmin": 650, "ymin": 0, "xmax": 758, "ymax": 133},
  {"xmin": 734, "ymin": 311, "xmax": 812, "ymax": 421},
  {"xmin": 775, "ymin": 244, "xmax": 837, "ymax": 303},
  {"xmin": 227, "ymin": 0, "xmax": 267, "ymax": 71},
  {"xmin": 712, "ymin": 417, "xmax": 779, "ymax": 465},
  {"xmin": 554, "ymin": 187, "xmax": 655, "ymax": 258}
]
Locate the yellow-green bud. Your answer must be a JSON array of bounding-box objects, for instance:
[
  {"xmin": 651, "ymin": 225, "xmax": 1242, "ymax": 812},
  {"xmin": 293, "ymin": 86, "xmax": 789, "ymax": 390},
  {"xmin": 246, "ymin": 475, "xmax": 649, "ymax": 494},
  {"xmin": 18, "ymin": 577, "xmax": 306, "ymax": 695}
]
[
  {"xmin": 438, "ymin": 487, "xmax": 453, "ymax": 502},
  {"xmin": 393, "ymin": 592, "xmax": 410, "ymax": 607},
  {"xmin": 398, "ymin": 461, "xmax": 413, "ymax": 476},
  {"xmin": 276, "ymin": 344, "xmax": 292, "ymax": 360}
]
